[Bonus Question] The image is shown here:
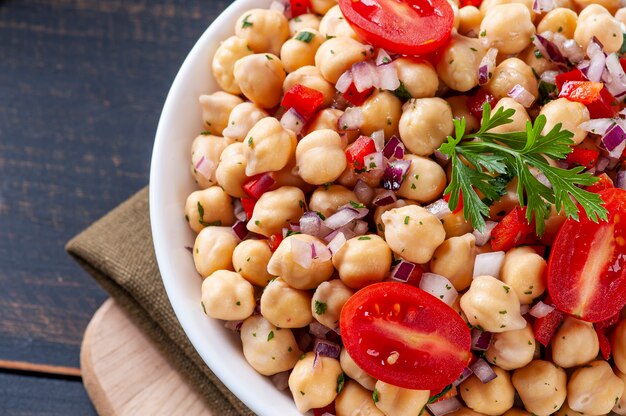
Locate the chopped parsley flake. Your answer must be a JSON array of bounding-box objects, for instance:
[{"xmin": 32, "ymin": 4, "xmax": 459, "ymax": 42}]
[
  {"xmin": 373, "ymin": 389, "xmax": 379, "ymax": 403},
  {"xmin": 267, "ymin": 331, "xmax": 274, "ymax": 341},
  {"xmin": 242, "ymin": 14, "xmax": 253, "ymax": 28},
  {"xmin": 295, "ymin": 31, "xmax": 315, "ymax": 43},
  {"xmin": 358, "ymin": 236, "xmax": 371, "ymax": 240},
  {"xmin": 201, "ymin": 301, "xmax": 206, "ymax": 314},
  {"xmin": 336, "ymin": 373, "xmax": 345, "ymax": 393},
  {"xmin": 314, "ymin": 300, "xmax": 327, "ymax": 315},
  {"xmin": 404, "ymin": 216, "xmax": 410, "ymax": 225}
]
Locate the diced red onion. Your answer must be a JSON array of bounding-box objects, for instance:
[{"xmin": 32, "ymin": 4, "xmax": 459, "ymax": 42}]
[
  {"xmin": 195, "ymin": 155, "xmax": 216, "ymax": 180},
  {"xmin": 297, "ymin": 331, "xmax": 312, "ymax": 351},
  {"xmin": 617, "ymin": 171, "xmax": 626, "ymax": 190},
  {"xmin": 231, "ymin": 221, "xmax": 248, "ymax": 240},
  {"xmin": 354, "ymin": 180, "xmax": 375, "ymax": 204},
  {"xmin": 314, "ymin": 338, "xmax": 341, "ymax": 359},
  {"xmin": 473, "ymin": 251, "xmax": 505, "ymax": 279},
  {"xmin": 533, "ymin": 33, "xmax": 566, "ymax": 64},
  {"xmin": 363, "ymin": 152, "xmax": 384, "ymax": 171},
  {"xmin": 520, "ymin": 304, "xmax": 530, "ymax": 315},
  {"xmin": 312, "ymin": 240, "xmax": 332, "ymax": 263},
  {"xmin": 382, "ymin": 159, "xmax": 411, "ymax": 191},
  {"xmin": 586, "ymin": 40, "xmax": 606, "ymax": 82},
  {"xmin": 425, "ymin": 198, "xmax": 452, "ymax": 220},
  {"xmin": 376, "ymin": 48, "xmax": 392, "ymax": 66},
  {"xmin": 324, "ymin": 207, "xmax": 365, "ymax": 229},
  {"xmin": 338, "ymin": 107, "xmax": 363, "ymax": 131},
  {"xmin": 603, "ymin": 124, "xmax": 626, "ymax": 158},
  {"xmin": 508, "ymin": 84, "xmax": 536, "ymax": 108},
  {"xmin": 324, "ymin": 226, "xmax": 356, "ymax": 243},
  {"xmin": 353, "ymin": 61, "xmax": 378, "ymax": 92},
  {"xmin": 472, "ymin": 221, "xmax": 497, "ymax": 247},
  {"xmin": 604, "ymin": 53, "xmax": 626, "ymax": 97},
  {"xmin": 419, "ymin": 272, "xmax": 458, "ymax": 306},
  {"xmin": 233, "ymin": 199, "xmax": 247, "ymax": 222},
  {"xmin": 470, "ymin": 358, "xmax": 497, "ymax": 383},
  {"xmin": 327, "ymin": 231, "xmax": 347, "ymax": 254},
  {"xmin": 353, "ymin": 220, "xmax": 369, "ymax": 236},
  {"xmin": 291, "ymin": 236, "xmax": 313, "ymax": 269},
  {"xmin": 309, "ymin": 321, "xmax": 333, "ymax": 339},
  {"xmin": 427, "ymin": 397, "xmax": 463, "ymax": 416},
  {"xmin": 184, "ymin": 246, "xmax": 193, "ymax": 253},
  {"xmin": 224, "ymin": 320, "xmax": 243, "ymax": 331},
  {"xmin": 280, "ymin": 107, "xmax": 306, "ymax": 135},
  {"xmin": 530, "ymin": 166, "xmax": 552, "ymax": 188},
  {"xmin": 372, "ymin": 129, "xmax": 385, "ymax": 151},
  {"xmin": 579, "ymin": 119, "xmax": 615, "ymax": 136},
  {"xmin": 453, "ymin": 367, "xmax": 473, "ymax": 387},
  {"xmin": 270, "ymin": 371, "xmax": 290, "ymax": 391},
  {"xmin": 372, "ymin": 189, "xmax": 397, "ymax": 206},
  {"xmin": 471, "ymin": 329, "xmax": 493, "ymax": 351},
  {"xmin": 300, "ymin": 211, "xmax": 332, "ymax": 238},
  {"xmin": 376, "ymin": 63, "xmax": 401, "ymax": 91},
  {"xmin": 389, "ymin": 260, "xmax": 416, "ymax": 282},
  {"xmin": 335, "ymin": 70, "xmax": 353, "ymax": 94},
  {"xmin": 562, "ymin": 39, "xmax": 584, "ymax": 63},
  {"xmin": 382, "ymin": 135, "xmax": 404, "ymax": 160},
  {"xmin": 532, "ymin": 0, "xmax": 555, "ymax": 13},
  {"xmin": 434, "ymin": 149, "xmax": 449, "ymax": 164},
  {"xmin": 540, "ymin": 70, "xmax": 558, "ymax": 85},
  {"xmin": 529, "ymin": 301, "xmax": 555, "ymax": 318},
  {"xmin": 478, "ymin": 48, "xmax": 498, "ymax": 86}
]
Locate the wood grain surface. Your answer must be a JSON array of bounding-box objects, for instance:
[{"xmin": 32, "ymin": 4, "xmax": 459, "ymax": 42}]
[{"xmin": 0, "ymin": 0, "xmax": 229, "ymax": 412}]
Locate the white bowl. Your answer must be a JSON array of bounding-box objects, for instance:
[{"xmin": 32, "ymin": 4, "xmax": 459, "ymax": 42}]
[{"xmin": 149, "ymin": 1, "xmax": 303, "ymax": 414}]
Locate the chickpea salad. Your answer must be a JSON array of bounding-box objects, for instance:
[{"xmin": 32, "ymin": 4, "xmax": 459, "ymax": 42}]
[{"xmin": 184, "ymin": 0, "xmax": 626, "ymax": 414}]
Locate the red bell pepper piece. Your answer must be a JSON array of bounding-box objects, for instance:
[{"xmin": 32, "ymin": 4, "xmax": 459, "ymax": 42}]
[
  {"xmin": 345, "ymin": 136, "xmax": 377, "ymax": 171},
  {"xmin": 240, "ymin": 197, "xmax": 257, "ymax": 220},
  {"xmin": 533, "ymin": 308, "xmax": 565, "ymax": 347},
  {"xmin": 343, "ymin": 83, "xmax": 374, "ymax": 106},
  {"xmin": 490, "ymin": 207, "xmax": 535, "ymax": 252},
  {"xmin": 281, "ymin": 84, "xmax": 325, "ymax": 120},
  {"xmin": 596, "ymin": 327, "xmax": 612, "ymax": 360},
  {"xmin": 565, "ymin": 147, "xmax": 600, "ymax": 168},
  {"xmin": 558, "ymin": 81, "xmax": 604, "ymax": 104},
  {"xmin": 444, "ymin": 191, "xmax": 464, "ymax": 214},
  {"xmin": 289, "ymin": 0, "xmax": 310, "ymax": 17},
  {"xmin": 267, "ymin": 233, "xmax": 284, "ymax": 252},
  {"xmin": 556, "ymin": 69, "xmax": 620, "ymax": 118},
  {"xmin": 242, "ymin": 172, "xmax": 276, "ymax": 199},
  {"xmin": 467, "ymin": 89, "xmax": 497, "ymax": 120},
  {"xmin": 585, "ymin": 172, "xmax": 614, "ymax": 193}
]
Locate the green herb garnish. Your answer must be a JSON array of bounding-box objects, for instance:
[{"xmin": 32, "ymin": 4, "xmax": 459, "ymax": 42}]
[{"xmin": 295, "ymin": 31, "xmax": 315, "ymax": 43}]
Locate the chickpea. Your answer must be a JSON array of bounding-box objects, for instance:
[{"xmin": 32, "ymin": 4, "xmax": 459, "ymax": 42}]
[
  {"xmin": 199, "ymin": 92, "xmax": 243, "ymax": 136},
  {"xmin": 447, "ymin": 95, "xmax": 480, "ymax": 134},
  {"xmin": 480, "ymin": 4, "xmax": 535, "ymax": 55},
  {"xmin": 289, "ymin": 13, "xmax": 321, "ymax": 36},
  {"xmin": 247, "ymin": 186, "xmax": 305, "ymax": 237},
  {"xmin": 374, "ymin": 380, "xmax": 430, "ymax": 416},
  {"xmin": 193, "ymin": 226, "xmax": 238, "ymax": 277},
  {"xmin": 359, "ymin": 90, "xmax": 402, "ymax": 138},
  {"xmin": 485, "ymin": 325, "xmax": 536, "ymax": 370},
  {"xmin": 489, "ymin": 98, "xmax": 531, "ymax": 134},
  {"xmin": 192, "ymin": 133, "xmax": 233, "ymax": 188},
  {"xmin": 215, "ymin": 142, "xmax": 247, "ymax": 198},
  {"xmin": 613, "ymin": 370, "xmax": 626, "ymax": 415},
  {"xmin": 479, "ymin": 0, "xmax": 535, "ymax": 17},
  {"xmin": 272, "ymin": 156, "xmax": 313, "ymax": 192},
  {"xmin": 235, "ymin": 9, "xmax": 290, "ymax": 56},
  {"xmin": 437, "ymin": 33, "xmax": 486, "ymax": 92},
  {"xmin": 211, "ymin": 36, "xmax": 252, "ymax": 95},
  {"xmin": 503, "ymin": 409, "xmax": 530, "ymax": 416},
  {"xmin": 441, "ymin": 210, "xmax": 474, "ymax": 239},
  {"xmin": 289, "ymin": 352, "xmax": 343, "ymax": 413},
  {"xmin": 373, "ymin": 199, "xmax": 415, "ymax": 237},
  {"xmin": 232, "ymin": 239, "xmax": 274, "ymax": 287},
  {"xmin": 555, "ymin": 402, "xmax": 592, "ymax": 416},
  {"xmin": 486, "ymin": 58, "xmax": 538, "ymax": 103},
  {"xmin": 460, "ymin": 275, "xmax": 527, "ymax": 333},
  {"xmin": 500, "ymin": 246, "xmax": 546, "ymax": 304},
  {"xmin": 537, "ymin": 8, "xmax": 578, "ymax": 39},
  {"xmin": 336, "ymin": 380, "xmax": 384, "ymax": 416},
  {"xmin": 574, "ymin": 5, "xmax": 623, "ymax": 53},
  {"xmin": 567, "ymin": 360, "xmax": 624, "ymax": 416},
  {"xmin": 296, "ymin": 129, "xmax": 347, "ymax": 185},
  {"xmin": 312, "ymin": 279, "xmax": 354, "ymax": 329},
  {"xmin": 332, "ymin": 234, "xmax": 392, "ymax": 289},
  {"xmin": 310, "ymin": 0, "xmax": 337, "ymax": 15},
  {"xmin": 448, "ymin": 408, "xmax": 488, "ymax": 416},
  {"xmin": 460, "ymin": 366, "xmax": 515, "ymax": 415},
  {"xmin": 336, "ymin": 165, "xmax": 385, "ymax": 193},
  {"xmin": 318, "ymin": 5, "xmax": 360, "ymax": 41},
  {"xmin": 399, "ymin": 97, "xmax": 454, "ymax": 157},
  {"xmin": 260, "ymin": 277, "xmax": 313, "ymax": 328},
  {"xmin": 242, "ymin": 117, "xmax": 297, "ymax": 176},
  {"xmin": 550, "ymin": 317, "xmax": 599, "ymax": 368},
  {"xmin": 539, "ymin": 98, "xmax": 589, "ymax": 145},
  {"xmin": 613, "ymin": 320, "xmax": 626, "ymax": 374},
  {"xmin": 284, "ymin": 65, "xmax": 336, "ymax": 107},
  {"xmin": 381, "ymin": 205, "xmax": 446, "ymax": 264},
  {"xmin": 304, "ymin": 108, "xmax": 358, "ymax": 142},
  {"xmin": 339, "ymin": 348, "xmax": 377, "ymax": 391},
  {"xmin": 394, "ymin": 58, "xmax": 439, "ymax": 99},
  {"xmin": 315, "ymin": 36, "xmax": 372, "ymax": 84},
  {"xmin": 449, "ymin": 0, "xmax": 461, "ymax": 30},
  {"xmin": 616, "ymin": 8, "xmax": 626, "ymax": 26},
  {"xmin": 396, "ymin": 155, "xmax": 447, "ymax": 203},
  {"xmin": 489, "ymin": 179, "xmax": 519, "ymax": 221},
  {"xmin": 184, "ymin": 186, "xmax": 235, "ymax": 233},
  {"xmin": 309, "ymin": 184, "xmax": 358, "ymax": 218},
  {"xmin": 459, "ymin": 6, "xmax": 483, "ymax": 36},
  {"xmin": 430, "ymin": 234, "xmax": 476, "ymax": 291},
  {"xmin": 280, "ymin": 29, "xmax": 325, "ymax": 73},
  {"xmin": 222, "ymin": 102, "xmax": 269, "ymax": 142},
  {"xmin": 512, "ymin": 360, "xmax": 567, "ymax": 416},
  {"xmin": 234, "ymin": 54, "xmax": 286, "ymax": 109},
  {"xmin": 201, "ymin": 270, "xmax": 255, "ymax": 320},
  {"xmin": 575, "ymin": 0, "xmax": 620, "ymax": 14},
  {"xmin": 520, "ymin": 45, "xmax": 558, "ymax": 77},
  {"xmin": 267, "ymin": 233, "xmax": 334, "ymax": 289},
  {"xmin": 240, "ymin": 315, "xmax": 301, "ymax": 376}
]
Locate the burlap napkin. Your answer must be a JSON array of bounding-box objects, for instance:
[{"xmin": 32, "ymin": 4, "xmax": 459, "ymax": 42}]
[{"xmin": 66, "ymin": 187, "xmax": 254, "ymax": 416}]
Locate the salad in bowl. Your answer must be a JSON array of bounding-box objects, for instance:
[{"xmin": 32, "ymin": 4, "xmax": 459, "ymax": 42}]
[{"xmin": 151, "ymin": 0, "xmax": 626, "ymax": 414}]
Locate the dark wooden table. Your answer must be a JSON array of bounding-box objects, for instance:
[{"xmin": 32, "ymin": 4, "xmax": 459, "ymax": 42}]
[{"xmin": 0, "ymin": 0, "xmax": 229, "ymax": 413}]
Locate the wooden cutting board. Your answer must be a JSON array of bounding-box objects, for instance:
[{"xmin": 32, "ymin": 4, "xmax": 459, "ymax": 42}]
[{"xmin": 81, "ymin": 299, "xmax": 212, "ymax": 416}]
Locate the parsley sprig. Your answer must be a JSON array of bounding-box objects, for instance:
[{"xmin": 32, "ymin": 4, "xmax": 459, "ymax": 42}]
[{"xmin": 438, "ymin": 103, "xmax": 608, "ymax": 235}]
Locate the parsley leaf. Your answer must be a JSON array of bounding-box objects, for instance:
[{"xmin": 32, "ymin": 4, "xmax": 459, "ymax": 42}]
[
  {"xmin": 295, "ymin": 31, "xmax": 314, "ymax": 43},
  {"xmin": 438, "ymin": 103, "xmax": 607, "ymax": 235}
]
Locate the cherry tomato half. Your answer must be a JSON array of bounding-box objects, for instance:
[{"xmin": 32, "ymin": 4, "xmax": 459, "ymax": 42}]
[
  {"xmin": 338, "ymin": 0, "xmax": 455, "ymax": 56},
  {"xmin": 340, "ymin": 282, "xmax": 471, "ymax": 391},
  {"xmin": 548, "ymin": 188, "xmax": 626, "ymax": 323}
]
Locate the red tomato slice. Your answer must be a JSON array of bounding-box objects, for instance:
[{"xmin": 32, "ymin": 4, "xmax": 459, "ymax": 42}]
[
  {"xmin": 340, "ymin": 282, "xmax": 471, "ymax": 391},
  {"xmin": 548, "ymin": 188, "xmax": 626, "ymax": 323},
  {"xmin": 338, "ymin": 0, "xmax": 454, "ymax": 56},
  {"xmin": 565, "ymin": 147, "xmax": 599, "ymax": 169},
  {"xmin": 467, "ymin": 89, "xmax": 497, "ymax": 120}
]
